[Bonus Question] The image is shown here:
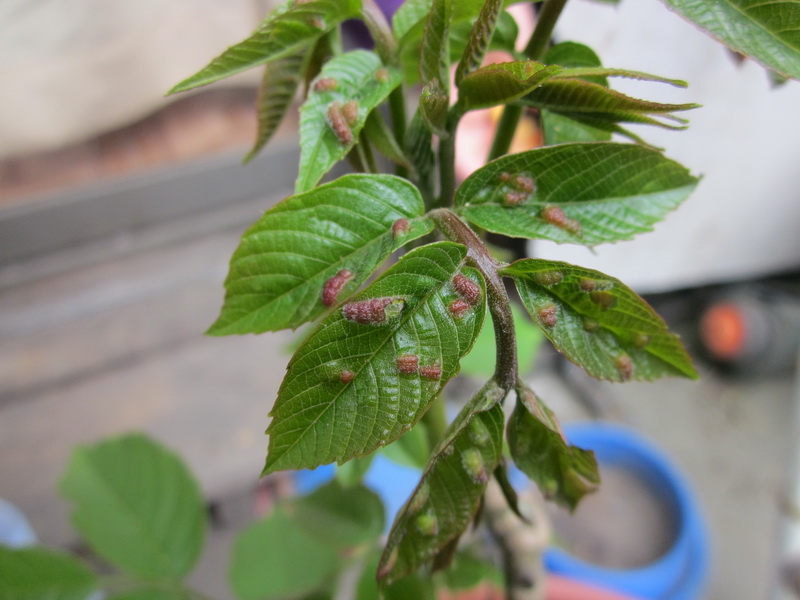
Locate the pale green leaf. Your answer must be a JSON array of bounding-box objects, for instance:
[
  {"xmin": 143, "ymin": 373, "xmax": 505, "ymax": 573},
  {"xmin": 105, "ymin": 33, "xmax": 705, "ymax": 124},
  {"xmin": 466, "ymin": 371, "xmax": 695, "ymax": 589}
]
[
  {"xmin": 296, "ymin": 50, "xmax": 401, "ymax": 192},
  {"xmin": 230, "ymin": 509, "xmax": 339, "ymax": 600},
  {"xmin": 264, "ymin": 242, "xmax": 486, "ymax": 473},
  {"xmin": 208, "ymin": 174, "xmax": 432, "ymax": 335},
  {"xmin": 107, "ymin": 591, "xmax": 190, "ymax": 600},
  {"xmin": 458, "ymin": 61, "xmax": 563, "ymax": 110},
  {"xmin": 381, "ymin": 421, "xmax": 431, "ymax": 470},
  {"xmin": 420, "ymin": 80, "xmax": 450, "ymax": 134},
  {"xmin": 508, "ymin": 386, "xmax": 599, "ymax": 511},
  {"xmin": 504, "ymin": 258, "xmax": 698, "ymax": 381},
  {"xmin": 0, "ymin": 547, "xmax": 97, "ymax": 600},
  {"xmin": 59, "ymin": 434, "xmax": 206, "ymax": 579},
  {"xmin": 289, "ymin": 480, "xmax": 385, "ymax": 548},
  {"xmin": 335, "ymin": 454, "xmax": 375, "ymax": 486},
  {"xmin": 520, "ymin": 78, "xmax": 699, "ymax": 129},
  {"xmin": 356, "ymin": 553, "xmax": 436, "ymax": 600},
  {"xmin": 660, "ymin": 0, "xmax": 800, "ymax": 80},
  {"xmin": 377, "ymin": 381, "xmax": 506, "ymax": 584},
  {"xmin": 454, "ymin": 0, "xmax": 504, "ymax": 85},
  {"xmin": 544, "ymin": 41, "xmax": 606, "ymax": 85},
  {"xmin": 443, "ymin": 552, "xmax": 503, "ymax": 590},
  {"xmin": 405, "ymin": 110, "xmax": 435, "ymax": 195},
  {"xmin": 168, "ymin": 0, "xmax": 361, "ymax": 93},
  {"xmin": 362, "ymin": 110, "xmax": 412, "ymax": 170},
  {"xmin": 420, "ymin": 0, "xmax": 453, "ymax": 88},
  {"xmin": 244, "ymin": 49, "xmax": 307, "ymax": 164},
  {"xmin": 554, "ymin": 67, "xmax": 688, "ymax": 87},
  {"xmin": 455, "ymin": 142, "xmax": 698, "ymax": 245}
]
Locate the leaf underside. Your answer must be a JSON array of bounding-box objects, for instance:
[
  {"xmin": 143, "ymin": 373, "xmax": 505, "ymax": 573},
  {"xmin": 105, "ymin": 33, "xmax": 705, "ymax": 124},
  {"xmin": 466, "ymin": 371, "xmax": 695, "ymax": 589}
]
[
  {"xmin": 505, "ymin": 258, "xmax": 698, "ymax": 382},
  {"xmin": 458, "ymin": 61, "xmax": 564, "ymax": 110},
  {"xmin": 296, "ymin": 50, "xmax": 402, "ymax": 192},
  {"xmin": 454, "ymin": 0, "xmax": 504, "ymax": 85},
  {"xmin": 455, "ymin": 142, "xmax": 698, "ymax": 245},
  {"xmin": 265, "ymin": 242, "xmax": 486, "ymax": 473},
  {"xmin": 660, "ymin": 0, "xmax": 800, "ymax": 80},
  {"xmin": 0, "ymin": 547, "xmax": 97, "ymax": 600},
  {"xmin": 378, "ymin": 382, "xmax": 506, "ymax": 584},
  {"xmin": 208, "ymin": 174, "xmax": 432, "ymax": 335}
]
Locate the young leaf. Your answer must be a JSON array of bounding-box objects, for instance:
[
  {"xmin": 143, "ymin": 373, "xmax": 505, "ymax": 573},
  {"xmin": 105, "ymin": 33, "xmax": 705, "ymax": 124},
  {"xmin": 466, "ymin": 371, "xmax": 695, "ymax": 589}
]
[
  {"xmin": 356, "ymin": 553, "xmax": 436, "ymax": 600},
  {"xmin": 544, "ymin": 41, "xmax": 607, "ymax": 85},
  {"xmin": 264, "ymin": 242, "xmax": 486, "ymax": 473},
  {"xmin": 405, "ymin": 110, "xmax": 435, "ymax": 197},
  {"xmin": 520, "ymin": 78, "xmax": 699, "ymax": 129},
  {"xmin": 508, "ymin": 386, "xmax": 599, "ymax": 511},
  {"xmin": 168, "ymin": 0, "xmax": 361, "ymax": 94},
  {"xmin": 457, "ymin": 62, "xmax": 564, "ymax": 110},
  {"xmin": 420, "ymin": 0, "xmax": 453, "ymax": 83},
  {"xmin": 0, "ymin": 547, "xmax": 97, "ymax": 600},
  {"xmin": 553, "ymin": 67, "xmax": 688, "ymax": 87},
  {"xmin": 59, "ymin": 434, "xmax": 206, "ymax": 579},
  {"xmin": 377, "ymin": 381, "xmax": 506, "ymax": 584},
  {"xmin": 289, "ymin": 480, "xmax": 385, "ymax": 548},
  {"xmin": 450, "ymin": 10, "xmax": 519, "ymax": 64},
  {"xmin": 244, "ymin": 49, "xmax": 307, "ymax": 164},
  {"xmin": 454, "ymin": 0, "xmax": 504, "ymax": 85},
  {"xmin": 504, "ymin": 258, "xmax": 698, "ymax": 381},
  {"xmin": 420, "ymin": 79, "xmax": 450, "ymax": 135},
  {"xmin": 208, "ymin": 174, "xmax": 432, "ymax": 335},
  {"xmin": 660, "ymin": 0, "xmax": 800, "ymax": 80},
  {"xmin": 362, "ymin": 110, "xmax": 413, "ymax": 171},
  {"xmin": 454, "ymin": 142, "xmax": 698, "ymax": 245},
  {"xmin": 230, "ymin": 509, "xmax": 340, "ymax": 600},
  {"xmin": 296, "ymin": 50, "xmax": 401, "ymax": 192}
]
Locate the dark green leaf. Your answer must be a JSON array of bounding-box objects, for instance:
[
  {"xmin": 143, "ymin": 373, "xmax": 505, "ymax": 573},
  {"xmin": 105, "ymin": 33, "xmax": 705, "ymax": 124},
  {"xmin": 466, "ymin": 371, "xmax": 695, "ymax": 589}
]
[
  {"xmin": 377, "ymin": 382, "xmax": 506, "ymax": 584},
  {"xmin": 208, "ymin": 174, "xmax": 432, "ymax": 335},
  {"xmin": 455, "ymin": 142, "xmax": 698, "ymax": 245},
  {"xmin": 660, "ymin": 0, "xmax": 800, "ymax": 80},
  {"xmin": 59, "ymin": 434, "xmax": 206, "ymax": 579},
  {"xmin": 520, "ymin": 78, "xmax": 699, "ymax": 129},
  {"xmin": 458, "ymin": 61, "xmax": 563, "ymax": 110},
  {"xmin": 420, "ymin": 0, "xmax": 453, "ymax": 92},
  {"xmin": 404, "ymin": 110, "xmax": 435, "ymax": 196},
  {"xmin": 450, "ymin": 10, "xmax": 519, "ymax": 62},
  {"xmin": 296, "ymin": 50, "xmax": 401, "ymax": 192},
  {"xmin": 168, "ymin": 0, "xmax": 361, "ymax": 93},
  {"xmin": 264, "ymin": 242, "xmax": 486, "ymax": 473},
  {"xmin": 508, "ymin": 386, "xmax": 599, "ymax": 511},
  {"xmin": 244, "ymin": 49, "xmax": 307, "ymax": 164},
  {"xmin": 504, "ymin": 258, "xmax": 698, "ymax": 381},
  {"xmin": 443, "ymin": 552, "xmax": 503, "ymax": 591},
  {"xmin": 362, "ymin": 110, "xmax": 412, "ymax": 170},
  {"xmin": 0, "ymin": 547, "xmax": 97, "ymax": 600},
  {"xmin": 335, "ymin": 454, "xmax": 375, "ymax": 486},
  {"xmin": 356, "ymin": 552, "xmax": 436, "ymax": 600},
  {"xmin": 230, "ymin": 509, "xmax": 339, "ymax": 600},
  {"xmin": 289, "ymin": 480, "xmax": 385, "ymax": 548},
  {"xmin": 107, "ymin": 591, "xmax": 190, "ymax": 600},
  {"xmin": 493, "ymin": 461, "xmax": 528, "ymax": 523},
  {"xmin": 454, "ymin": 0, "xmax": 504, "ymax": 85},
  {"xmin": 544, "ymin": 41, "xmax": 606, "ymax": 85}
]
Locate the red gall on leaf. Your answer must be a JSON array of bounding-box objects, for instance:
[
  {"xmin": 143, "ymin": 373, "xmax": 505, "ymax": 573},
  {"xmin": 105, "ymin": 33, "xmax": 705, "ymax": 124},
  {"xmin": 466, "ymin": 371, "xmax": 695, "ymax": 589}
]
[
  {"xmin": 503, "ymin": 191, "xmax": 529, "ymax": 207},
  {"xmin": 579, "ymin": 278, "xmax": 598, "ymax": 292},
  {"xmin": 392, "ymin": 218, "xmax": 410, "ymax": 238},
  {"xmin": 537, "ymin": 304, "xmax": 558, "ymax": 328},
  {"xmin": 342, "ymin": 297, "xmax": 404, "ymax": 324},
  {"xmin": 614, "ymin": 353, "xmax": 634, "ymax": 381},
  {"xmin": 498, "ymin": 172, "xmax": 512, "ymax": 182},
  {"xmin": 340, "ymin": 370, "xmax": 355, "ymax": 383},
  {"xmin": 448, "ymin": 299, "xmax": 471, "ymax": 319},
  {"xmin": 396, "ymin": 354, "xmax": 419, "ymax": 374},
  {"xmin": 540, "ymin": 205, "xmax": 582, "ymax": 235},
  {"xmin": 452, "ymin": 274, "xmax": 481, "ymax": 305},
  {"xmin": 375, "ymin": 68, "xmax": 390, "ymax": 83},
  {"xmin": 341, "ymin": 100, "xmax": 359, "ymax": 126},
  {"xmin": 513, "ymin": 174, "xmax": 535, "ymax": 193},
  {"xmin": 327, "ymin": 102, "xmax": 353, "ymax": 145},
  {"xmin": 322, "ymin": 269, "xmax": 353, "ymax": 307},
  {"xmin": 313, "ymin": 77, "xmax": 338, "ymax": 92},
  {"xmin": 589, "ymin": 290, "xmax": 617, "ymax": 311},
  {"xmin": 461, "ymin": 448, "xmax": 488, "ymax": 484},
  {"xmin": 532, "ymin": 270, "xmax": 563, "ymax": 286},
  {"xmin": 419, "ymin": 364, "xmax": 442, "ymax": 380}
]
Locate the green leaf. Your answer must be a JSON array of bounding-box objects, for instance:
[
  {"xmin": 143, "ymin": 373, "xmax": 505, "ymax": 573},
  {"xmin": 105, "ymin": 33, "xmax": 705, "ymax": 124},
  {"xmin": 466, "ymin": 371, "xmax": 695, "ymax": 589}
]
[
  {"xmin": 336, "ymin": 454, "xmax": 375, "ymax": 486},
  {"xmin": 544, "ymin": 41, "xmax": 607, "ymax": 85},
  {"xmin": 0, "ymin": 547, "xmax": 97, "ymax": 600},
  {"xmin": 59, "ymin": 434, "xmax": 206, "ymax": 579},
  {"xmin": 660, "ymin": 0, "xmax": 800, "ymax": 80},
  {"xmin": 356, "ymin": 552, "xmax": 436, "ymax": 600},
  {"xmin": 264, "ymin": 242, "xmax": 486, "ymax": 473},
  {"xmin": 362, "ymin": 111, "xmax": 412, "ymax": 171},
  {"xmin": 296, "ymin": 50, "xmax": 402, "ymax": 192},
  {"xmin": 454, "ymin": 0, "xmax": 504, "ymax": 85},
  {"xmin": 504, "ymin": 258, "xmax": 698, "ymax": 381},
  {"xmin": 107, "ymin": 591, "xmax": 191, "ymax": 600},
  {"xmin": 377, "ymin": 382, "xmax": 506, "ymax": 584},
  {"xmin": 393, "ymin": 0, "xmax": 434, "ymax": 40},
  {"xmin": 520, "ymin": 78, "xmax": 699, "ymax": 130},
  {"xmin": 419, "ymin": 80, "xmax": 450, "ymax": 135},
  {"xmin": 443, "ymin": 552, "xmax": 503, "ymax": 591},
  {"xmin": 289, "ymin": 481, "xmax": 385, "ymax": 548},
  {"xmin": 208, "ymin": 174, "xmax": 432, "ymax": 335},
  {"xmin": 405, "ymin": 110, "xmax": 435, "ymax": 195},
  {"xmin": 168, "ymin": 0, "xmax": 361, "ymax": 94},
  {"xmin": 454, "ymin": 142, "xmax": 698, "ymax": 245},
  {"xmin": 450, "ymin": 10, "xmax": 519, "ymax": 63},
  {"xmin": 420, "ymin": 0, "xmax": 453, "ymax": 89},
  {"xmin": 244, "ymin": 49, "xmax": 307, "ymax": 164},
  {"xmin": 508, "ymin": 385, "xmax": 599, "ymax": 511},
  {"xmin": 458, "ymin": 61, "xmax": 564, "ymax": 110},
  {"xmin": 553, "ymin": 67, "xmax": 688, "ymax": 87},
  {"xmin": 230, "ymin": 509, "xmax": 339, "ymax": 600}
]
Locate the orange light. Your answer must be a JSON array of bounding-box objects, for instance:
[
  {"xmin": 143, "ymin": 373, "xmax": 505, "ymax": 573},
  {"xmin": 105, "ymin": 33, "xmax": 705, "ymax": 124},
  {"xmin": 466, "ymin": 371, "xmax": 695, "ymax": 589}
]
[{"xmin": 700, "ymin": 302, "xmax": 747, "ymax": 359}]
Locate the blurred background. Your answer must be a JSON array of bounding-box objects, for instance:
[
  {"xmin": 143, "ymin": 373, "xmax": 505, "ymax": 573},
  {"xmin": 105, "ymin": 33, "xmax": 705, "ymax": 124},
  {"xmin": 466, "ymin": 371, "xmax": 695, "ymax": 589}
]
[{"xmin": 1, "ymin": 0, "xmax": 800, "ymax": 598}]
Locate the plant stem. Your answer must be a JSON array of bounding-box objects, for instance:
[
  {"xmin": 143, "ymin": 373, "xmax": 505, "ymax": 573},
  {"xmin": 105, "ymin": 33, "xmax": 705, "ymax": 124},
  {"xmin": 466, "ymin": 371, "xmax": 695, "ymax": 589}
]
[
  {"xmin": 429, "ymin": 209, "xmax": 517, "ymax": 390},
  {"xmin": 388, "ymin": 88, "xmax": 408, "ymax": 178},
  {"xmin": 486, "ymin": 0, "xmax": 569, "ymax": 162},
  {"xmin": 435, "ymin": 110, "xmax": 462, "ymax": 210}
]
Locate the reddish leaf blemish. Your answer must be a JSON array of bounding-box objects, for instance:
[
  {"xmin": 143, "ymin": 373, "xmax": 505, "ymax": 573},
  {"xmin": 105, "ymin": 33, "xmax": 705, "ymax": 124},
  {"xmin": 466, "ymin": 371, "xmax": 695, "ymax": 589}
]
[
  {"xmin": 327, "ymin": 102, "xmax": 352, "ymax": 145},
  {"xmin": 392, "ymin": 218, "xmax": 410, "ymax": 238},
  {"xmin": 419, "ymin": 364, "xmax": 442, "ymax": 380},
  {"xmin": 453, "ymin": 274, "xmax": 481, "ymax": 305},
  {"xmin": 448, "ymin": 299, "xmax": 471, "ymax": 318},
  {"xmin": 322, "ymin": 269, "xmax": 352, "ymax": 307},
  {"xmin": 537, "ymin": 304, "xmax": 558, "ymax": 328},
  {"xmin": 396, "ymin": 354, "xmax": 419, "ymax": 374},
  {"xmin": 342, "ymin": 297, "xmax": 404, "ymax": 324},
  {"xmin": 313, "ymin": 77, "xmax": 338, "ymax": 92}
]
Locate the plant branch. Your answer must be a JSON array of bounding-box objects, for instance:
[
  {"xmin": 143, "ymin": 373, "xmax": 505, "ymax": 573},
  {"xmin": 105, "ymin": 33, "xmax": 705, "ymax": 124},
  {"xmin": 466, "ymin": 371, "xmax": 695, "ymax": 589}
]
[
  {"xmin": 429, "ymin": 208, "xmax": 517, "ymax": 390},
  {"xmin": 487, "ymin": 0, "xmax": 569, "ymax": 161},
  {"xmin": 388, "ymin": 88, "xmax": 408, "ymax": 178},
  {"xmin": 435, "ymin": 109, "xmax": 463, "ymax": 210}
]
